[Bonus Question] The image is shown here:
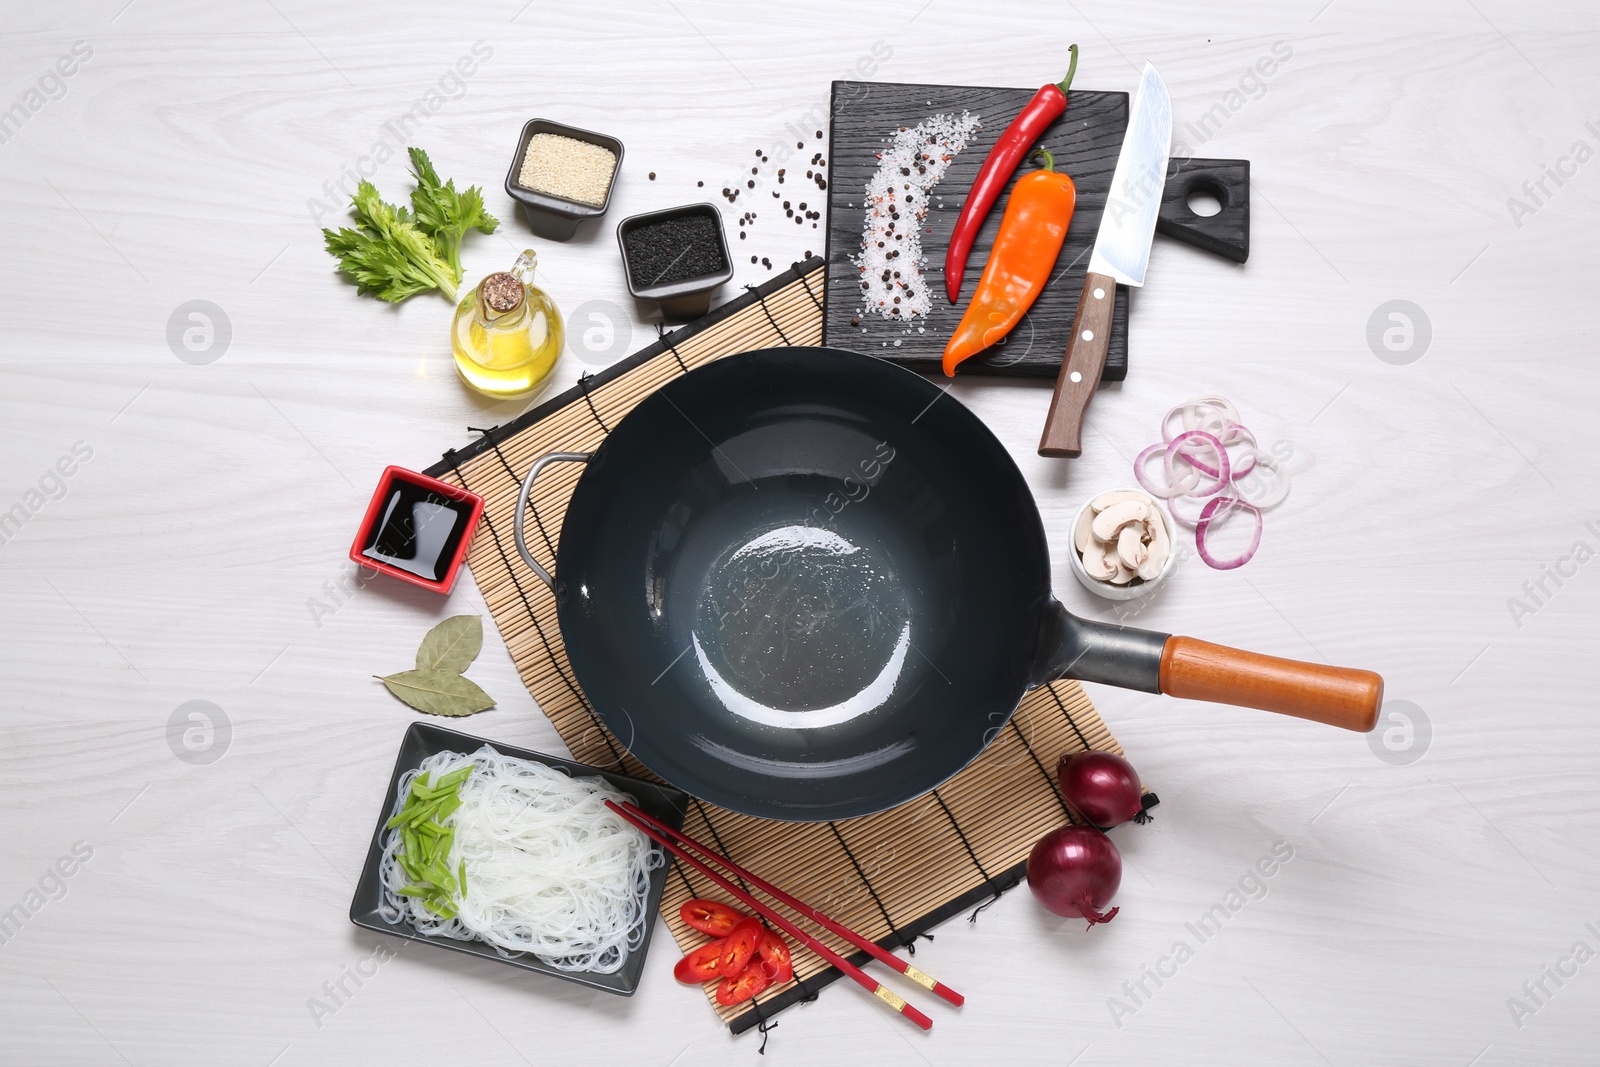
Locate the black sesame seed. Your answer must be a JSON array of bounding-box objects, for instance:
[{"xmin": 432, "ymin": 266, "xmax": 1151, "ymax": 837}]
[{"xmin": 621, "ymin": 214, "xmax": 729, "ymax": 288}]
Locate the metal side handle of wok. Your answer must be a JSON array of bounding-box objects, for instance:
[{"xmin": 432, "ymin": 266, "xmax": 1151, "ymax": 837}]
[
  {"xmin": 512, "ymin": 451, "xmax": 591, "ymax": 591},
  {"xmin": 1034, "ymin": 601, "xmax": 1383, "ymax": 732}
]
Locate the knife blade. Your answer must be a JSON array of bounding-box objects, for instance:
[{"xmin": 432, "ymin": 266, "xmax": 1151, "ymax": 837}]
[{"xmin": 1039, "ymin": 64, "xmax": 1172, "ymax": 457}]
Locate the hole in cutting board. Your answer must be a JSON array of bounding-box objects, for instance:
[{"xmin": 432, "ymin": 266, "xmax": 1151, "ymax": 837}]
[{"xmin": 1186, "ymin": 188, "xmax": 1224, "ymax": 217}]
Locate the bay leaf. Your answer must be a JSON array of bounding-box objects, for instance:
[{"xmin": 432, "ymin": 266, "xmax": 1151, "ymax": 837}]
[
  {"xmin": 378, "ymin": 668, "xmax": 495, "ymax": 716},
  {"xmin": 415, "ymin": 614, "xmax": 483, "ymax": 674}
]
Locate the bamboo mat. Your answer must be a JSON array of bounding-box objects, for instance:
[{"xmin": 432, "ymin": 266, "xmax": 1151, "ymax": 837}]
[{"xmin": 425, "ymin": 258, "xmax": 1128, "ymax": 1036}]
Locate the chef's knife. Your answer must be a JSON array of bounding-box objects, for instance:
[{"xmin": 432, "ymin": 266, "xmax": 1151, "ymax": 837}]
[{"xmin": 1039, "ymin": 64, "xmax": 1172, "ymax": 457}]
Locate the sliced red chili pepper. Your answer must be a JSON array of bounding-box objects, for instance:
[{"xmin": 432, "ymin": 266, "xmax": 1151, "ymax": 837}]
[
  {"xmin": 755, "ymin": 929, "xmax": 793, "ymax": 985},
  {"xmin": 718, "ymin": 916, "xmax": 763, "ymax": 978},
  {"xmin": 715, "ymin": 960, "xmax": 771, "ymax": 1006},
  {"xmin": 680, "ymin": 898, "xmax": 746, "ymax": 938},
  {"xmin": 673, "ymin": 938, "xmax": 726, "ymax": 984},
  {"xmin": 945, "ymin": 44, "xmax": 1079, "ymax": 303}
]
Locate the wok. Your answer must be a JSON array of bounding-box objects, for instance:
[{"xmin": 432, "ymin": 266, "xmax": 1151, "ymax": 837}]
[{"xmin": 514, "ymin": 347, "xmax": 1381, "ymax": 821}]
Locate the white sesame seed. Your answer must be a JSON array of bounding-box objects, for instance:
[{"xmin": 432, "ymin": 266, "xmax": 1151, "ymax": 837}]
[{"xmin": 517, "ymin": 134, "xmax": 616, "ymax": 207}]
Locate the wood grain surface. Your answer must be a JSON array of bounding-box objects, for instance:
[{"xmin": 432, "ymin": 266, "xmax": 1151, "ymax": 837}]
[{"xmin": 1, "ymin": 4, "xmax": 1598, "ymax": 1066}]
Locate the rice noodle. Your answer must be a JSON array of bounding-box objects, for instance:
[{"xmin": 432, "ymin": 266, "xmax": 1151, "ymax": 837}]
[{"xmin": 378, "ymin": 746, "xmax": 661, "ymax": 973}]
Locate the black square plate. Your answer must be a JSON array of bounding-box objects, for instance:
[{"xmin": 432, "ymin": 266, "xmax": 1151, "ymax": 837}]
[{"xmin": 350, "ymin": 722, "xmax": 689, "ymax": 996}]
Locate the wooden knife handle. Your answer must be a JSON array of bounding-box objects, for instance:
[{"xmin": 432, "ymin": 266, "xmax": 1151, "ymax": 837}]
[
  {"xmin": 1038, "ymin": 271, "xmax": 1116, "ymax": 457},
  {"xmin": 1159, "ymin": 636, "xmax": 1383, "ymax": 732}
]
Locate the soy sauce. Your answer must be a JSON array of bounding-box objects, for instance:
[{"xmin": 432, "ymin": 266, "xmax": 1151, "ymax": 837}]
[{"xmin": 361, "ymin": 481, "xmax": 471, "ymax": 582}]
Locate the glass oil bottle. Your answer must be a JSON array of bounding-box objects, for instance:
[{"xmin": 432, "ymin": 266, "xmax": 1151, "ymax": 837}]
[{"xmin": 452, "ymin": 250, "xmax": 564, "ymax": 398}]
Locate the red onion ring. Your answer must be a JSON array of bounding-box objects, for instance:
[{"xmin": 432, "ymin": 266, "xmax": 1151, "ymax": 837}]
[
  {"xmin": 1230, "ymin": 448, "xmax": 1289, "ymax": 509},
  {"xmin": 1134, "ymin": 442, "xmax": 1201, "ymax": 499},
  {"xmin": 1161, "ymin": 396, "xmax": 1241, "ymax": 445},
  {"xmin": 1194, "ymin": 496, "xmax": 1262, "ymax": 569},
  {"xmin": 1166, "ymin": 430, "xmax": 1230, "ymax": 497},
  {"xmin": 1167, "ymin": 487, "xmax": 1242, "ymax": 528},
  {"xmin": 1177, "ymin": 423, "xmax": 1257, "ymax": 481}
]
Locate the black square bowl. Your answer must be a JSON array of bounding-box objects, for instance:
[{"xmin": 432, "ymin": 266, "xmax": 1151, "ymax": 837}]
[
  {"xmin": 504, "ymin": 119, "xmax": 624, "ymax": 241},
  {"xmin": 350, "ymin": 722, "xmax": 688, "ymax": 996},
  {"xmin": 616, "ymin": 202, "xmax": 734, "ymax": 321}
]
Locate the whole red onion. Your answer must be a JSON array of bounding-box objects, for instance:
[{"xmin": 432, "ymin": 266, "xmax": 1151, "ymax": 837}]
[
  {"xmin": 1057, "ymin": 750, "xmax": 1146, "ymax": 829},
  {"xmin": 1026, "ymin": 824, "xmax": 1121, "ymax": 928}
]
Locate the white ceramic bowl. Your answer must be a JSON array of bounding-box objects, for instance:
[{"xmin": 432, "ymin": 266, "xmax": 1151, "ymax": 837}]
[{"xmin": 1067, "ymin": 488, "xmax": 1176, "ymax": 601}]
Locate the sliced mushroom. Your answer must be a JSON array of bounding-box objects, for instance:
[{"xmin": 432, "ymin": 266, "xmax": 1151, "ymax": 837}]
[
  {"xmin": 1089, "ymin": 490, "xmax": 1149, "ymax": 514},
  {"xmin": 1080, "ymin": 538, "xmax": 1119, "ymax": 580},
  {"xmin": 1116, "ymin": 523, "xmax": 1149, "ymax": 570},
  {"xmin": 1091, "ymin": 499, "xmax": 1150, "ymax": 542},
  {"xmin": 1074, "ymin": 504, "xmax": 1096, "ymax": 555},
  {"xmin": 1138, "ymin": 513, "xmax": 1171, "ymax": 581},
  {"xmin": 1107, "ymin": 558, "xmax": 1138, "ymax": 584}
]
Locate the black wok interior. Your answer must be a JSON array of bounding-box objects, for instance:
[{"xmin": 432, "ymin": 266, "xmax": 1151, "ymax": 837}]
[{"xmin": 554, "ymin": 347, "xmax": 1054, "ymax": 820}]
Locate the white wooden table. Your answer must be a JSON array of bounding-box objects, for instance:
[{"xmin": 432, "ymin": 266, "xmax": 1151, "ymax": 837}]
[{"xmin": 3, "ymin": 2, "xmax": 1597, "ymax": 1063}]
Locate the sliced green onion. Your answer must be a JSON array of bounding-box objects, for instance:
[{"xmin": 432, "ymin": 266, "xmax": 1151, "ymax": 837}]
[{"xmin": 388, "ymin": 763, "xmax": 474, "ymax": 921}]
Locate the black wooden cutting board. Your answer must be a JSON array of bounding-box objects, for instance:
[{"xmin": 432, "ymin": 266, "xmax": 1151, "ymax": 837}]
[
  {"xmin": 822, "ymin": 80, "xmax": 1250, "ymax": 381},
  {"xmin": 823, "ymin": 80, "xmax": 1131, "ymax": 379}
]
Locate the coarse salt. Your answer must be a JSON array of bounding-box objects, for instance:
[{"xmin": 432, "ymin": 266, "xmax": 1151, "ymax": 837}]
[{"xmin": 853, "ymin": 111, "xmax": 980, "ymax": 325}]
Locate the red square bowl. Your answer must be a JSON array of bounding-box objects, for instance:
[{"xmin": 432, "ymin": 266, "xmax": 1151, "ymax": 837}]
[{"xmin": 349, "ymin": 466, "xmax": 485, "ymax": 594}]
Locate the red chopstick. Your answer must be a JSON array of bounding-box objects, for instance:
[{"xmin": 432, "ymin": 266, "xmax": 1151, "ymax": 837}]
[
  {"xmin": 605, "ymin": 800, "xmax": 935, "ymax": 1030},
  {"xmin": 618, "ymin": 799, "xmax": 964, "ymax": 1006}
]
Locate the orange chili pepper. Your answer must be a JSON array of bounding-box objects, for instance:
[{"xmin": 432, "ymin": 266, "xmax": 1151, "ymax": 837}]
[{"xmin": 942, "ymin": 149, "xmax": 1077, "ymax": 377}]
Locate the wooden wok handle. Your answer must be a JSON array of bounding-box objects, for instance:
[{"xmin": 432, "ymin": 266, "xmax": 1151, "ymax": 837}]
[
  {"xmin": 1038, "ymin": 271, "xmax": 1116, "ymax": 457},
  {"xmin": 1159, "ymin": 636, "xmax": 1383, "ymax": 732}
]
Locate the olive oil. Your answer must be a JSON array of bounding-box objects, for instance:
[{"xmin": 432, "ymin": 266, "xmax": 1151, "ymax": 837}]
[{"xmin": 452, "ymin": 250, "xmax": 564, "ymax": 398}]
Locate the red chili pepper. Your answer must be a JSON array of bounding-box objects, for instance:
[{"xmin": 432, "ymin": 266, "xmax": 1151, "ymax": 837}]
[{"xmin": 944, "ymin": 44, "xmax": 1079, "ymax": 303}]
